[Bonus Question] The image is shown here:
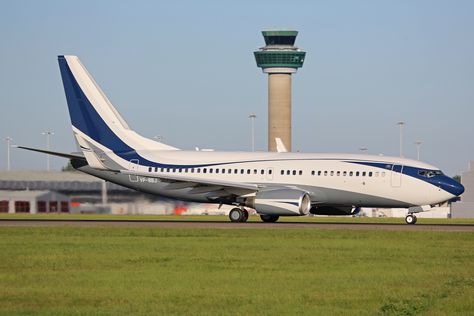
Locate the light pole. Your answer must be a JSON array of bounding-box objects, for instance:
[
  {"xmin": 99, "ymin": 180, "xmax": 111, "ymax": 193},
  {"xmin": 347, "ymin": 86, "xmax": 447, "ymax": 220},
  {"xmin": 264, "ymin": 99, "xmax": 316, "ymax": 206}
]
[
  {"xmin": 415, "ymin": 140, "xmax": 422, "ymax": 160},
  {"xmin": 397, "ymin": 121, "xmax": 405, "ymax": 157},
  {"xmin": 5, "ymin": 137, "xmax": 12, "ymax": 171},
  {"xmin": 41, "ymin": 131, "xmax": 54, "ymax": 171},
  {"xmin": 248, "ymin": 113, "xmax": 257, "ymax": 152}
]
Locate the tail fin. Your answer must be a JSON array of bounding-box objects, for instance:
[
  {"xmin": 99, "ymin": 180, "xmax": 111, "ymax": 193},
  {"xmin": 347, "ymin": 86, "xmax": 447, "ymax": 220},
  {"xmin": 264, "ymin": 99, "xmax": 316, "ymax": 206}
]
[{"xmin": 58, "ymin": 55, "xmax": 177, "ymax": 158}]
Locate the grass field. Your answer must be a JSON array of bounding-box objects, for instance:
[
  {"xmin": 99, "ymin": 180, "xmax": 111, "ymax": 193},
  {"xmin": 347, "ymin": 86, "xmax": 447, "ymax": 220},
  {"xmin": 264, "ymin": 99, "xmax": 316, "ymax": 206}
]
[
  {"xmin": 2, "ymin": 213, "xmax": 474, "ymax": 225},
  {"xmin": 0, "ymin": 223, "xmax": 473, "ymax": 315}
]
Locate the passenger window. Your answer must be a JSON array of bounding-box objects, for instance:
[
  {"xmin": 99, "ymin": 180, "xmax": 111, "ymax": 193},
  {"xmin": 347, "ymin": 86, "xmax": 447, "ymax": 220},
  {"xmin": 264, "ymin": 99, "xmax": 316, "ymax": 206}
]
[
  {"xmin": 369, "ymin": 172, "xmax": 373, "ymax": 177},
  {"xmin": 281, "ymin": 170, "xmax": 284, "ymax": 175},
  {"xmin": 269, "ymin": 169, "xmax": 272, "ymax": 175},
  {"xmin": 311, "ymin": 170, "xmax": 315, "ymax": 176},
  {"xmin": 337, "ymin": 171, "xmax": 340, "ymax": 176},
  {"xmin": 324, "ymin": 171, "xmax": 328, "ymax": 176},
  {"xmin": 247, "ymin": 169, "xmax": 251, "ymax": 174},
  {"xmin": 318, "ymin": 171, "xmax": 322, "ymax": 176},
  {"xmin": 261, "ymin": 169, "xmax": 265, "ymax": 175},
  {"xmin": 173, "ymin": 168, "xmax": 176, "ymax": 173},
  {"xmin": 234, "ymin": 169, "xmax": 238, "ymax": 174},
  {"xmin": 179, "ymin": 169, "xmax": 182, "ymax": 173},
  {"xmin": 299, "ymin": 170, "xmax": 302, "ymax": 175},
  {"xmin": 148, "ymin": 167, "xmax": 152, "ymax": 172},
  {"xmin": 343, "ymin": 171, "xmax": 347, "ymax": 176},
  {"xmin": 356, "ymin": 171, "xmax": 359, "ymax": 176},
  {"xmin": 362, "ymin": 172, "xmax": 366, "ymax": 177},
  {"xmin": 292, "ymin": 170, "xmax": 296, "ymax": 175},
  {"xmin": 222, "ymin": 169, "xmax": 225, "ymax": 174},
  {"xmin": 375, "ymin": 172, "xmax": 379, "ymax": 177},
  {"xmin": 330, "ymin": 171, "xmax": 334, "ymax": 176},
  {"xmin": 241, "ymin": 169, "xmax": 244, "ymax": 174},
  {"xmin": 349, "ymin": 171, "xmax": 353, "ymax": 176},
  {"xmin": 209, "ymin": 168, "xmax": 213, "ymax": 173},
  {"xmin": 216, "ymin": 169, "xmax": 219, "ymax": 174},
  {"xmin": 191, "ymin": 168, "xmax": 194, "ymax": 173},
  {"xmin": 228, "ymin": 169, "xmax": 232, "ymax": 174},
  {"xmin": 254, "ymin": 169, "xmax": 258, "ymax": 174},
  {"xmin": 287, "ymin": 170, "xmax": 290, "ymax": 175},
  {"xmin": 203, "ymin": 168, "xmax": 207, "ymax": 173}
]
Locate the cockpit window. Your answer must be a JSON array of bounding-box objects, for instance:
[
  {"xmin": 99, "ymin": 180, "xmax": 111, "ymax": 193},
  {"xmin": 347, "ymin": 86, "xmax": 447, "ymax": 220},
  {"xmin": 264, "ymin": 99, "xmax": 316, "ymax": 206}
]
[{"xmin": 418, "ymin": 169, "xmax": 444, "ymax": 178}]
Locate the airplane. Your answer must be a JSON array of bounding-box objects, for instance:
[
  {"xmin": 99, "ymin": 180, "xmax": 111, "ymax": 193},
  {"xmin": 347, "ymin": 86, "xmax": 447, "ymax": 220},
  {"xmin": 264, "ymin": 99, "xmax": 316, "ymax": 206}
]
[{"xmin": 20, "ymin": 55, "xmax": 465, "ymax": 224}]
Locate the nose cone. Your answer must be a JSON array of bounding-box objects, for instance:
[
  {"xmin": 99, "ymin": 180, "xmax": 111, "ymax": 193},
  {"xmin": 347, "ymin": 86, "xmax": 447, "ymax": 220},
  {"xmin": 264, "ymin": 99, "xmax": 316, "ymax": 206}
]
[{"xmin": 439, "ymin": 177, "xmax": 465, "ymax": 197}]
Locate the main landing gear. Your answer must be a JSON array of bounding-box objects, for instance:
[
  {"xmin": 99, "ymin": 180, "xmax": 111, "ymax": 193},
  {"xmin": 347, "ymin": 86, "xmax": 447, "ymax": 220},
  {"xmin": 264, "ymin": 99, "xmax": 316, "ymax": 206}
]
[
  {"xmin": 405, "ymin": 214, "xmax": 418, "ymax": 225},
  {"xmin": 228, "ymin": 208, "xmax": 280, "ymax": 223},
  {"xmin": 229, "ymin": 208, "xmax": 249, "ymax": 223},
  {"xmin": 260, "ymin": 214, "xmax": 279, "ymax": 223}
]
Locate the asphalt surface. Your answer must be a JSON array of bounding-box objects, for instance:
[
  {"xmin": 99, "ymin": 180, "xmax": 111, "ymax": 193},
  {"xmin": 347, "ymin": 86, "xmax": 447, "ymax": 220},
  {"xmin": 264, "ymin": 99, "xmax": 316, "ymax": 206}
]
[{"xmin": 1, "ymin": 219, "xmax": 473, "ymax": 231}]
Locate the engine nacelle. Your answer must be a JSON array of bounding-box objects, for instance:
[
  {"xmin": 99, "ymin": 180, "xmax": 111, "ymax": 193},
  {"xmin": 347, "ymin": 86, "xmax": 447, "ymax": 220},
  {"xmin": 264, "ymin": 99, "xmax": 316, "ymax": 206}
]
[
  {"xmin": 310, "ymin": 206, "xmax": 360, "ymax": 216},
  {"xmin": 245, "ymin": 188, "xmax": 311, "ymax": 216}
]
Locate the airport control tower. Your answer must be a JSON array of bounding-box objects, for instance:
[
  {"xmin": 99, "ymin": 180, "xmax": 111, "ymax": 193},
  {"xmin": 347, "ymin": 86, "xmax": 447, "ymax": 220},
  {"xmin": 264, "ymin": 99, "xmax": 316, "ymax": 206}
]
[{"xmin": 254, "ymin": 30, "xmax": 305, "ymax": 152}]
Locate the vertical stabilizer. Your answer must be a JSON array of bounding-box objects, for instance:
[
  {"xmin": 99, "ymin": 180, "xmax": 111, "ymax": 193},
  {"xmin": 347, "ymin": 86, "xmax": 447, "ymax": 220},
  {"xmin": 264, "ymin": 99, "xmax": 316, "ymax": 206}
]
[{"xmin": 57, "ymin": 55, "xmax": 178, "ymax": 160}]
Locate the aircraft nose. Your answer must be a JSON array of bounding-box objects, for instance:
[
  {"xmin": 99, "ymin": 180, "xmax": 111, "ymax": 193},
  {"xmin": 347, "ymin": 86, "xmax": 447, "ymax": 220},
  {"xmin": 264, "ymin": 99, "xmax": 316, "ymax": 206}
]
[{"xmin": 439, "ymin": 177, "xmax": 465, "ymax": 197}]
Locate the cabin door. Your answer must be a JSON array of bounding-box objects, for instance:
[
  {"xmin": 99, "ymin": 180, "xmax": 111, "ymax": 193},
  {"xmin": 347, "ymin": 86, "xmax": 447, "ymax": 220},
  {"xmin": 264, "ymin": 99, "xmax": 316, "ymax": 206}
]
[{"xmin": 391, "ymin": 164, "xmax": 403, "ymax": 187}]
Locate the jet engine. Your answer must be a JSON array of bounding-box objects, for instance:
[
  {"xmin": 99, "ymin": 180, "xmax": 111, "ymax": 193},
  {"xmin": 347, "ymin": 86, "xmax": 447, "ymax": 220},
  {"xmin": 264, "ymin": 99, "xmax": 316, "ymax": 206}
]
[{"xmin": 245, "ymin": 188, "xmax": 311, "ymax": 216}]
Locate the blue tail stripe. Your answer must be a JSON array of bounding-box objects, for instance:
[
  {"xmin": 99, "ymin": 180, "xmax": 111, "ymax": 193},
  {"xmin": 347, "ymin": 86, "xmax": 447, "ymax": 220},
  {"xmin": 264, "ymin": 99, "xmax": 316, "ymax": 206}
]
[{"xmin": 58, "ymin": 56, "xmax": 133, "ymax": 153}]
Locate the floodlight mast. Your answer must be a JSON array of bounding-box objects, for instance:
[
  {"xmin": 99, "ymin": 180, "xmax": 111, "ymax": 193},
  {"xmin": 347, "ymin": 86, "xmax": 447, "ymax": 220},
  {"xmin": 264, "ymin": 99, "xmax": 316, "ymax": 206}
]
[
  {"xmin": 248, "ymin": 113, "xmax": 257, "ymax": 151},
  {"xmin": 41, "ymin": 130, "xmax": 54, "ymax": 171},
  {"xmin": 5, "ymin": 137, "xmax": 12, "ymax": 171}
]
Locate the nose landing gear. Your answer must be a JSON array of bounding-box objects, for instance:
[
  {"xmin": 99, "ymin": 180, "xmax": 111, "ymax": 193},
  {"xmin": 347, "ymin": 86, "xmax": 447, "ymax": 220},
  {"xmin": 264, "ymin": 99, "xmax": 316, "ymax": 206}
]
[{"xmin": 405, "ymin": 214, "xmax": 417, "ymax": 224}]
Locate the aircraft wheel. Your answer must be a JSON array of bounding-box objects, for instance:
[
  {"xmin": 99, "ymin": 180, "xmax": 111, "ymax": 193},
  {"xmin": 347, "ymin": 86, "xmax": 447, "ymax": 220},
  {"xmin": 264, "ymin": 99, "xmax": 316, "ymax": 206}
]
[
  {"xmin": 260, "ymin": 214, "xmax": 279, "ymax": 223},
  {"xmin": 405, "ymin": 214, "xmax": 416, "ymax": 225},
  {"xmin": 242, "ymin": 209, "xmax": 249, "ymax": 222},
  {"xmin": 229, "ymin": 208, "xmax": 244, "ymax": 223}
]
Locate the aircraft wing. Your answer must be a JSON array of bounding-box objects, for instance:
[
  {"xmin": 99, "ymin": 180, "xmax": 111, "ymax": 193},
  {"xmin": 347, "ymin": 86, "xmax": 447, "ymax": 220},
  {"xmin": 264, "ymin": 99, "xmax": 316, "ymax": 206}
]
[{"xmin": 120, "ymin": 170, "xmax": 259, "ymax": 197}]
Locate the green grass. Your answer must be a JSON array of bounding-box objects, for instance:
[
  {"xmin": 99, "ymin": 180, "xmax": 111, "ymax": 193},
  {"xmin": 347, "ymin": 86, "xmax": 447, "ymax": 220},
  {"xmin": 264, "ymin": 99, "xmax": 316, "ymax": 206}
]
[
  {"xmin": 1, "ymin": 213, "xmax": 474, "ymax": 225},
  {"xmin": 0, "ymin": 226, "xmax": 473, "ymax": 315}
]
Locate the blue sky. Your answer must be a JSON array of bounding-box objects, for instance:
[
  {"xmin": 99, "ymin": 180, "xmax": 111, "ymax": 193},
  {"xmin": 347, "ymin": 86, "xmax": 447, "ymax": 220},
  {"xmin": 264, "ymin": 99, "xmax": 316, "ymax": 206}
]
[{"xmin": 0, "ymin": 0, "xmax": 473, "ymax": 176}]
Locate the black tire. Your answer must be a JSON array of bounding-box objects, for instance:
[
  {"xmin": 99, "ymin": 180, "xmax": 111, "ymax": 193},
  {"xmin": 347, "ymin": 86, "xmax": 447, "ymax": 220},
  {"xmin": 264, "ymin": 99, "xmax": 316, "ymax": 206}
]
[
  {"xmin": 229, "ymin": 208, "xmax": 244, "ymax": 223},
  {"xmin": 260, "ymin": 214, "xmax": 279, "ymax": 223},
  {"xmin": 413, "ymin": 215, "xmax": 418, "ymax": 224},
  {"xmin": 242, "ymin": 209, "xmax": 249, "ymax": 222},
  {"xmin": 405, "ymin": 214, "xmax": 416, "ymax": 225}
]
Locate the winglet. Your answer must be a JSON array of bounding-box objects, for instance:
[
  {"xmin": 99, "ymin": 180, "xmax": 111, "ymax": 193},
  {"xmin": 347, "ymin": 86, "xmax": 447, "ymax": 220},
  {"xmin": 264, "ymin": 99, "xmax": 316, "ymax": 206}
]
[{"xmin": 275, "ymin": 138, "xmax": 288, "ymax": 153}]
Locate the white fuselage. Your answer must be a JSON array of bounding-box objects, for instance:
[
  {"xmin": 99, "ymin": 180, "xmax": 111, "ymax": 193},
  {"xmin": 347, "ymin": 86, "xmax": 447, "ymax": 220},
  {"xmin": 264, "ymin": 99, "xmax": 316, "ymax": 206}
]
[{"xmin": 81, "ymin": 148, "xmax": 455, "ymax": 208}]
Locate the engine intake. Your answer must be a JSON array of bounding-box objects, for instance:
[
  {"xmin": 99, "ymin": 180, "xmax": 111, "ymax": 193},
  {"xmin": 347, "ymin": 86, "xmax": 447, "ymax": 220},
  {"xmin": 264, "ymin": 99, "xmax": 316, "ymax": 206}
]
[{"xmin": 246, "ymin": 188, "xmax": 311, "ymax": 216}]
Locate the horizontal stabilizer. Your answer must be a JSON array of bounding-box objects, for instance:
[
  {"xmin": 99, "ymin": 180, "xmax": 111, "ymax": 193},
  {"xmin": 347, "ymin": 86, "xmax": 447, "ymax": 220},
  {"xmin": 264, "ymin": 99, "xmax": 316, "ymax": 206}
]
[{"xmin": 17, "ymin": 146, "xmax": 85, "ymax": 160}]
